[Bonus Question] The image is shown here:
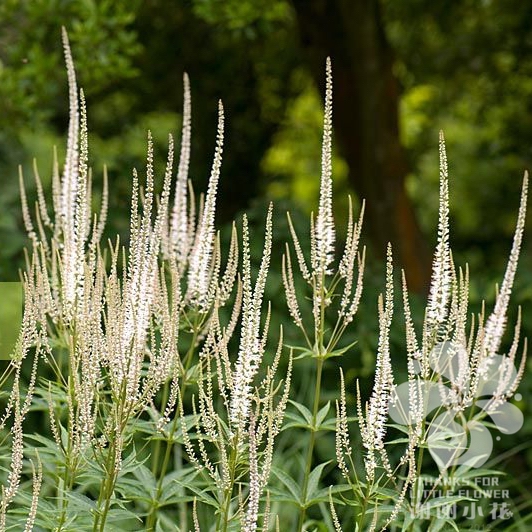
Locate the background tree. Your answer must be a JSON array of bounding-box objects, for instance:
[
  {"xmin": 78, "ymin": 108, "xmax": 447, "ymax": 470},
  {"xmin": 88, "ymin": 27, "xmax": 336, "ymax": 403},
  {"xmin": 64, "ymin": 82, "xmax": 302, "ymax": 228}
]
[
  {"xmin": 291, "ymin": 0, "xmax": 431, "ymax": 291},
  {"xmin": 1, "ymin": 0, "xmax": 532, "ymax": 293}
]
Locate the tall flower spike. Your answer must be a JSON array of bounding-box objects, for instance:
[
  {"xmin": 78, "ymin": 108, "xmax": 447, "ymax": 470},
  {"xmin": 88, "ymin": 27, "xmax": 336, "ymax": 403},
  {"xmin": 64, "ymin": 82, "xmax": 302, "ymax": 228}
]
[
  {"xmin": 314, "ymin": 57, "xmax": 335, "ymax": 276},
  {"xmin": 335, "ymin": 368, "xmax": 351, "ymax": 480},
  {"xmin": 169, "ymin": 73, "xmax": 192, "ymax": 268},
  {"xmin": 426, "ymin": 130, "xmax": 452, "ymax": 338},
  {"xmin": 483, "ymin": 172, "xmax": 528, "ymax": 358},
  {"xmin": 73, "ymin": 88, "xmax": 89, "ymax": 303},
  {"xmin": 59, "ymin": 86, "xmax": 89, "ymax": 312},
  {"xmin": 60, "ymin": 27, "xmax": 80, "ymax": 236},
  {"xmin": 339, "ymin": 197, "xmax": 366, "ymax": 323},
  {"xmin": 287, "ymin": 212, "xmax": 311, "ymax": 282},
  {"xmin": 361, "ymin": 245, "xmax": 394, "ymax": 476},
  {"xmin": 187, "ymin": 100, "xmax": 224, "ymax": 310},
  {"xmin": 230, "ymin": 205, "xmax": 273, "ymax": 434}
]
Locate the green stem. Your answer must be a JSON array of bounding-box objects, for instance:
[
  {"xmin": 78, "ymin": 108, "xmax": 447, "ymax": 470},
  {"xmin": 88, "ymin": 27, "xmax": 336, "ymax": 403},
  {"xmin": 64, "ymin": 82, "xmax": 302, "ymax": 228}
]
[
  {"xmin": 56, "ymin": 403, "xmax": 73, "ymax": 529},
  {"xmin": 297, "ymin": 356, "xmax": 324, "ymax": 531},
  {"xmin": 93, "ymin": 383, "xmax": 128, "ymax": 532},
  {"xmin": 296, "ymin": 272, "xmax": 328, "ymax": 532},
  {"xmin": 56, "ymin": 455, "xmax": 79, "ymax": 531},
  {"xmin": 92, "ymin": 432, "xmax": 116, "ymax": 531},
  {"xmin": 150, "ymin": 379, "xmax": 170, "ymax": 471},
  {"xmin": 57, "ymin": 330, "xmax": 79, "ymax": 531},
  {"xmin": 412, "ymin": 432, "xmax": 425, "ymax": 515},
  {"xmin": 357, "ymin": 487, "xmax": 371, "ymax": 531},
  {"xmin": 145, "ymin": 324, "xmax": 200, "ymax": 530},
  {"xmin": 220, "ymin": 436, "xmax": 239, "ymax": 532}
]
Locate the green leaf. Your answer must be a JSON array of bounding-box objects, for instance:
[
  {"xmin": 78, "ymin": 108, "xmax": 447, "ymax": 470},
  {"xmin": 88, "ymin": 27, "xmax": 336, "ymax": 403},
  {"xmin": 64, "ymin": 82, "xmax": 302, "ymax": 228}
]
[
  {"xmin": 429, "ymin": 517, "xmax": 460, "ymax": 532},
  {"xmin": 420, "ymin": 495, "xmax": 475, "ymax": 512},
  {"xmin": 132, "ymin": 463, "xmax": 156, "ymax": 491},
  {"xmin": 318, "ymin": 340, "xmax": 358, "ymax": 361},
  {"xmin": 176, "ymin": 482, "xmax": 219, "ymax": 508},
  {"xmin": 308, "ymin": 484, "xmax": 352, "ymax": 507},
  {"xmin": 305, "ymin": 462, "xmax": 330, "ymax": 503},
  {"xmin": 271, "ymin": 466, "xmax": 302, "ymax": 505},
  {"xmin": 285, "ymin": 345, "xmax": 315, "ymax": 360},
  {"xmin": 452, "ymin": 467, "xmax": 503, "ymax": 481},
  {"xmin": 315, "ymin": 401, "xmax": 331, "ymax": 429},
  {"xmin": 65, "ymin": 491, "xmax": 97, "ymax": 512},
  {"xmin": 288, "ymin": 400, "xmax": 313, "ymax": 425}
]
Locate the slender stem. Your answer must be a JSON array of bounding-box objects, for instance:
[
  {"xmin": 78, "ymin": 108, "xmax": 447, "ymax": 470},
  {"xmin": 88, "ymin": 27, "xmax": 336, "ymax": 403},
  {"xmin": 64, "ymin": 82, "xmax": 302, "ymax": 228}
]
[
  {"xmin": 92, "ymin": 441, "xmax": 118, "ymax": 532},
  {"xmin": 150, "ymin": 379, "xmax": 170, "ymax": 473},
  {"xmin": 297, "ymin": 356, "xmax": 324, "ymax": 531},
  {"xmin": 146, "ymin": 322, "xmax": 200, "ymax": 530},
  {"xmin": 297, "ymin": 273, "xmax": 328, "ymax": 531},
  {"xmin": 177, "ymin": 445, "xmax": 187, "ymax": 530},
  {"xmin": 98, "ymin": 470, "xmax": 120, "ymax": 532},
  {"xmin": 221, "ymin": 483, "xmax": 233, "ymax": 532},
  {"xmin": 57, "ymin": 329, "xmax": 79, "ymax": 531},
  {"xmin": 57, "ymin": 454, "xmax": 78, "ymax": 531},
  {"xmin": 412, "ymin": 431, "xmax": 425, "ymax": 513},
  {"xmin": 93, "ymin": 437, "xmax": 116, "ymax": 532},
  {"xmin": 56, "ymin": 388, "xmax": 73, "ymax": 530},
  {"xmin": 357, "ymin": 484, "xmax": 372, "ymax": 531},
  {"xmin": 220, "ymin": 435, "xmax": 239, "ymax": 532},
  {"xmin": 93, "ymin": 383, "xmax": 127, "ymax": 532}
]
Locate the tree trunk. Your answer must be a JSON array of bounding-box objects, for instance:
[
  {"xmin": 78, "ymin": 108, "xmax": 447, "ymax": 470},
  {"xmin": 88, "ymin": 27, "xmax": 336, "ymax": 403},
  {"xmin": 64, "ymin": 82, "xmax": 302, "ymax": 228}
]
[{"xmin": 291, "ymin": 0, "xmax": 431, "ymax": 292}]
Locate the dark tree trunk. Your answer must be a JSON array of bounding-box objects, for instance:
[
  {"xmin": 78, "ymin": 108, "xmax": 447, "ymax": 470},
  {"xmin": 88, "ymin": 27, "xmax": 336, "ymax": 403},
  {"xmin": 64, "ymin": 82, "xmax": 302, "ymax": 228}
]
[{"xmin": 291, "ymin": 0, "xmax": 431, "ymax": 292}]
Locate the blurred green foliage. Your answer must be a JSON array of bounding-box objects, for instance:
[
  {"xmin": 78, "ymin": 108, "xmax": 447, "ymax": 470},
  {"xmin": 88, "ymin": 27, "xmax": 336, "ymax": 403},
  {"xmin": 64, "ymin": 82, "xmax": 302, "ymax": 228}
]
[
  {"xmin": 384, "ymin": 1, "xmax": 532, "ymax": 263},
  {"xmin": 2, "ymin": 2, "xmax": 532, "ymax": 273}
]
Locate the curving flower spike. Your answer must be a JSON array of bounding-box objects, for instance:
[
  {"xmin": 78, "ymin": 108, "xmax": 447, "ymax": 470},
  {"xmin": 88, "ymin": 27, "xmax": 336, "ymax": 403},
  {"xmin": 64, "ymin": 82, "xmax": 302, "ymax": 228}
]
[
  {"xmin": 426, "ymin": 131, "xmax": 452, "ymax": 338},
  {"xmin": 230, "ymin": 205, "xmax": 273, "ymax": 436},
  {"xmin": 187, "ymin": 100, "xmax": 224, "ymax": 310},
  {"xmin": 483, "ymin": 172, "xmax": 528, "ymax": 358},
  {"xmin": 60, "ymin": 27, "xmax": 80, "ymax": 237},
  {"xmin": 363, "ymin": 244, "xmax": 394, "ymax": 452}
]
